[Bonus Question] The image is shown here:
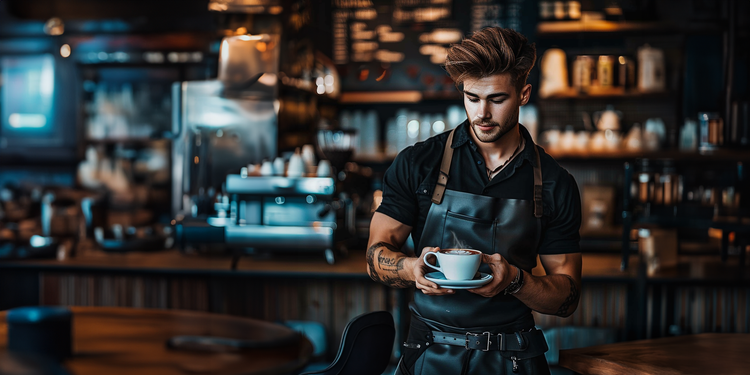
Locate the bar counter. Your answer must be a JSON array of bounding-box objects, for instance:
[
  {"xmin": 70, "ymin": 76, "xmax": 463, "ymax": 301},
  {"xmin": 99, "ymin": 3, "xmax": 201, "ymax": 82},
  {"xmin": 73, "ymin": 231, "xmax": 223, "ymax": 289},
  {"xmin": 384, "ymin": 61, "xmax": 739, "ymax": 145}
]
[
  {"xmin": 0, "ymin": 246, "xmax": 639, "ymax": 279},
  {"xmin": 0, "ymin": 246, "xmax": 371, "ymax": 279},
  {"xmin": 2, "ymin": 248, "xmax": 749, "ymax": 344}
]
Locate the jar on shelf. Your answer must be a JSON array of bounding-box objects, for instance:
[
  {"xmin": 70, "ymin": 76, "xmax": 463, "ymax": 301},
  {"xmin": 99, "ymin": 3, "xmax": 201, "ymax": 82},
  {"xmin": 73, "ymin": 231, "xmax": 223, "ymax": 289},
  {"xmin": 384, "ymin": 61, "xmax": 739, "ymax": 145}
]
[
  {"xmin": 637, "ymin": 159, "xmax": 654, "ymax": 204},
  {"xmin": 597, "ymin": 55, "xmax": 616, "ymax": 88},
  {"xmin": 659, "ymin": 161, "xmax": 681, "ymax": 206}
]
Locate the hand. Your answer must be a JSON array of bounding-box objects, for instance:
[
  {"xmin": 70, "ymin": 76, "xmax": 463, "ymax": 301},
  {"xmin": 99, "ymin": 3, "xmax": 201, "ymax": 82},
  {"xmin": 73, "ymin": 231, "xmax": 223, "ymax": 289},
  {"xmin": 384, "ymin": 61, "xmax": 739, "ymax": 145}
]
[
  {"xmin": 468, "ymin": 253, "xmax": 517, "ymax": 298},
  {"xmin": 412, "ymin": 247, "xmax": 454, "ymax": 296}
]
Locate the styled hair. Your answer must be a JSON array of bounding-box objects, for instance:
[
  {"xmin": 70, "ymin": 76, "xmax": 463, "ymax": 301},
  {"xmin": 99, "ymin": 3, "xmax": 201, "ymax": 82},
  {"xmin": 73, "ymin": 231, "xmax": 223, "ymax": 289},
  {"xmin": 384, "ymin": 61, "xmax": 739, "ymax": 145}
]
[{"xmin": 444, "ymin": 27, "xmax": 536, "ymax": 92}]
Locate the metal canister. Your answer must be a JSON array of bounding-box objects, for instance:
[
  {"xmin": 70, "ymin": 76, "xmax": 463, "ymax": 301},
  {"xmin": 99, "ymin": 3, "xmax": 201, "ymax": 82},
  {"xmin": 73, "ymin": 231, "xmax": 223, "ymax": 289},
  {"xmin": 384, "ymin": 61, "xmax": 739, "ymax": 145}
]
[
  {"xmin": 572, "ymin": 55, "xmax": 594, "ymax": 92},
  {"xmin": 597, "ymin": 55, "xmax": 616, "ymax": 88},
  {"xmin": 698, "ymin": 112, "xmax": 724, "ymax": 153},
  {"xmin": 617, "ymin": 56, "xmax": 636, "ymax": 89}
]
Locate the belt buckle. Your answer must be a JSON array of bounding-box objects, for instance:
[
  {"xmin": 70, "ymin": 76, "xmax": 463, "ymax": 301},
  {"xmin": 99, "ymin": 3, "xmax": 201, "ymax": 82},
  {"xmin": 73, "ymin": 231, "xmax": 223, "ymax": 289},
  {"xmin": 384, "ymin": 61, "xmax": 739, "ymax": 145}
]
[{"xmin": 465, "ymin": 331, "xmax": 493, "ymax": 352}]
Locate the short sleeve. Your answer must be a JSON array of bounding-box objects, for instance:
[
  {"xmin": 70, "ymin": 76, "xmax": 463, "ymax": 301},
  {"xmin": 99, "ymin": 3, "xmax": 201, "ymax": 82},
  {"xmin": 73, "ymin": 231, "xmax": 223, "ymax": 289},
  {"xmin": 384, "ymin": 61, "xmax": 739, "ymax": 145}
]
[
  {"xmin": 538, "ymin": 171, "xmax": 582, "ymax": 255},
  {"xmin": 375, "ymin": 146, "xmax": 419, "ymax": 227}
]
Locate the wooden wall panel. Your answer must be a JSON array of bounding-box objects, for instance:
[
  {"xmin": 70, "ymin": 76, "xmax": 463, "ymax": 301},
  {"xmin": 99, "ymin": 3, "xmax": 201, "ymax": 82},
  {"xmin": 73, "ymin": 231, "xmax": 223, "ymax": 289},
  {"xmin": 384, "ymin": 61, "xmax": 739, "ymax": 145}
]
[
  {"xmin": 533, "ymin": 282, "xmax": 629, "ymax": 331},
  {"xmin": 654, "ymin": 286, "xmax": 750, "ymax": 338}
]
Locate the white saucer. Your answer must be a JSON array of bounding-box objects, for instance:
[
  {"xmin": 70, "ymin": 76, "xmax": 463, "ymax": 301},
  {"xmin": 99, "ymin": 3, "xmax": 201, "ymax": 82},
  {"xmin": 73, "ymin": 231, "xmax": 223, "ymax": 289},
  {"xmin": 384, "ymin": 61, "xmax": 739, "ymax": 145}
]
[{"xmin": 425, "ymin": 272, "xmax": 493, "ymax": 289}]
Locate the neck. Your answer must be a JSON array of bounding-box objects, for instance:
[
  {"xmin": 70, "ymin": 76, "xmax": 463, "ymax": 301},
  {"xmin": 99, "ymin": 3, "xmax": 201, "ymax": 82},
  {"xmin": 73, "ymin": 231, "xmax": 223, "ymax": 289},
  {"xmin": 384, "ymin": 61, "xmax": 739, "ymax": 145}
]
[{"xmin": 476, "ymin": 124, "xmax": 521, "ymax": 164}]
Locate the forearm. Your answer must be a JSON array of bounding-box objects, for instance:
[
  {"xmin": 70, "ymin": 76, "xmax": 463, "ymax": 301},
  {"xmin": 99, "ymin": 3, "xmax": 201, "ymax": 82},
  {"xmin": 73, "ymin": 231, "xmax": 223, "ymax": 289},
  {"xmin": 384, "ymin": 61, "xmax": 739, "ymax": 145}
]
[
  {"xmin": 514, "ymin": 271, "xmax": 580, "ymax": 317},
  {"xmin": 366, "ymin": 241, "xmax": 417, "ymax": 288}
]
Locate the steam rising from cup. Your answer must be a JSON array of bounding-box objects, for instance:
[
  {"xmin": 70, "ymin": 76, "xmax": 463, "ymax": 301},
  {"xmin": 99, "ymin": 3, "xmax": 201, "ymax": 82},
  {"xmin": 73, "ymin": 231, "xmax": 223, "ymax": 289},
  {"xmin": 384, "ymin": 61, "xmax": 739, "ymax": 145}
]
[{"xmin": 451, "ymin": 231, "xmax": 471, "ymax": 250}]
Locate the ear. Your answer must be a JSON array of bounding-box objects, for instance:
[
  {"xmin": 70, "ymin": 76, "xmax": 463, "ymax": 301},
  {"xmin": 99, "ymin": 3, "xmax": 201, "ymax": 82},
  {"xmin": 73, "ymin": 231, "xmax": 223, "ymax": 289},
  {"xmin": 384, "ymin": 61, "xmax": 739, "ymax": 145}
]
[{"xmin": 519, "ymin": 84, "xmax": 532, "ymax": 106}]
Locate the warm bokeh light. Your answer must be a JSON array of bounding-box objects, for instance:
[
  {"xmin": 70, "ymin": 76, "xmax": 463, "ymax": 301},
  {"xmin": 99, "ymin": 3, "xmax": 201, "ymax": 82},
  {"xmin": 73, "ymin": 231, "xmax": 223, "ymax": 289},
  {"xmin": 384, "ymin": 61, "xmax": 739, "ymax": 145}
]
[{"xmin": 60, "ymin": 44, "xmax": 71, "ymax": 58}]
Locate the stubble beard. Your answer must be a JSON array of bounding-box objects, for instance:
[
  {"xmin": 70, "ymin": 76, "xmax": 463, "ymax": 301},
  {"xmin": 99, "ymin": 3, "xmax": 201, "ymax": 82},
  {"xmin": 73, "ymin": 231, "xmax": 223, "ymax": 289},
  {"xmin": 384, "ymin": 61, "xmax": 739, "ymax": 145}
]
[{"xmin": 470, "ymin": 117, "xmax": 516, "ymax": 143}]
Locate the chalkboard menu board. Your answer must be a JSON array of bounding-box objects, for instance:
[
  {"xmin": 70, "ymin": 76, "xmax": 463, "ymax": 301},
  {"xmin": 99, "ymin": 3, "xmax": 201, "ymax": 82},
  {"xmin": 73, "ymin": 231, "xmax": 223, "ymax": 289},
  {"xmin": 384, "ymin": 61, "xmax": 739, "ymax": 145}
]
[{"xmin": 332, "ymin": 0, "xmax": 532, "ymax": 94}]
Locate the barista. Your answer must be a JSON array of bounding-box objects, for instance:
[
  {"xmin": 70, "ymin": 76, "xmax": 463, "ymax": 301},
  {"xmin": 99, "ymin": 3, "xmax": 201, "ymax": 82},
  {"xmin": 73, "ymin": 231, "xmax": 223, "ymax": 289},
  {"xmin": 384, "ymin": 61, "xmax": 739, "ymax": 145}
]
[{"xmin": 366, "ymin": 27, "xmax": 582, "ymax": 374}]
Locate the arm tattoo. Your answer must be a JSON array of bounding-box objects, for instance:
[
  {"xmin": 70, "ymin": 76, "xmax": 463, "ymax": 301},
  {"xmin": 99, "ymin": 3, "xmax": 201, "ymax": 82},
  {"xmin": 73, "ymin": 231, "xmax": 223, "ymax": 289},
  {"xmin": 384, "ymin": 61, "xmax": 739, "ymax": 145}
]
[
  {"xmin": 556, "ymin": 275, "xmax": 580, "ymax": 317},
  {"xmin": 367, "ymin": 242, "xmax": 414, "ymax": 288}
]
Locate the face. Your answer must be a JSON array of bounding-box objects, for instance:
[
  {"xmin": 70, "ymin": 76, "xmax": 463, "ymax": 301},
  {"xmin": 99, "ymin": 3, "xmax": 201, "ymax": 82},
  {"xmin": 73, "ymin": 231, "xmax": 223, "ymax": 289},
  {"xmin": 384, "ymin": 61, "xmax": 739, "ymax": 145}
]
[{"xmin": 462, "ymin": 73, "xmax": 531, "ymax": 144}]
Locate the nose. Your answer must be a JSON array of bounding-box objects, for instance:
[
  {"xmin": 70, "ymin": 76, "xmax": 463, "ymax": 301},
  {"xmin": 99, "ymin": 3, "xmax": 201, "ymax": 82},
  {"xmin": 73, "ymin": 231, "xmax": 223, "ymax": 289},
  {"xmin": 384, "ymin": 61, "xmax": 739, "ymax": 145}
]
[{"xmin": 475, "ymin": 101, "xmax": 491, "ymax": 120}]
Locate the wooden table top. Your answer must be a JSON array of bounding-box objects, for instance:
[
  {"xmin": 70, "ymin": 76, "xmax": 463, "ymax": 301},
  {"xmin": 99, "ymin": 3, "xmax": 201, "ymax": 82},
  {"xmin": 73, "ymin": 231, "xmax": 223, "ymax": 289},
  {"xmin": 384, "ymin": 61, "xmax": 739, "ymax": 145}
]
[
  {"xmin": 0, "ymin": 306, "xmax": 313, "ymax": 375},
  {"xmin": 559, "ymin": 333, "xmax": 750, "ymax": 375}
]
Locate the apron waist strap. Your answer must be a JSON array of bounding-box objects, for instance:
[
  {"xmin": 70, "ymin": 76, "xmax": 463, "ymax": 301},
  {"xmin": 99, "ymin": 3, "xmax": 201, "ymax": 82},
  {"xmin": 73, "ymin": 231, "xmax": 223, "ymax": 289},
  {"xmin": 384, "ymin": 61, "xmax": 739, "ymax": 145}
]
[
  {"xmin": 409, "ymin": 304, "xmax": 536, "ymax": 333},
  {"xmin": 431, "ymin": 329, "xmax": 544, "ymax": 352}
]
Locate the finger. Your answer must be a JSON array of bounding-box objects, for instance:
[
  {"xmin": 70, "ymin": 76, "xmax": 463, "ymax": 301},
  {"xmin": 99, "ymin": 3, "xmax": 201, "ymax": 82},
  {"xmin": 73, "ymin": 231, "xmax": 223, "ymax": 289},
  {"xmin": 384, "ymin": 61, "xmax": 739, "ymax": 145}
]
[
  {"xmin": 422, "ymin": 287, "xmax": 454, "ymax": 295},
  {"xmin": 416, "ymin": 275, "xmax": 438, "ymax": 289},
  {"xmin": 467, "ymin": 286, "xmax": 492, "ymax": 297},
  {"xmin": 422, "ymin": 246, "xmax": 440, "ymax": 254},
  {"xmin": 417, "ymin": 282, "xmax": 454, "ymax": 295}
]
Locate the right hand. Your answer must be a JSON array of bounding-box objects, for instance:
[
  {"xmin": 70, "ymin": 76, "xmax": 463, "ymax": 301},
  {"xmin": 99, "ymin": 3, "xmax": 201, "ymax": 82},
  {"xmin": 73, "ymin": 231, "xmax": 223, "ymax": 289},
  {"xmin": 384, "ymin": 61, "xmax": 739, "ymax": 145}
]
[{"xmin": 412, "ymin": 247, "xmax": 455, "ymax": 295}]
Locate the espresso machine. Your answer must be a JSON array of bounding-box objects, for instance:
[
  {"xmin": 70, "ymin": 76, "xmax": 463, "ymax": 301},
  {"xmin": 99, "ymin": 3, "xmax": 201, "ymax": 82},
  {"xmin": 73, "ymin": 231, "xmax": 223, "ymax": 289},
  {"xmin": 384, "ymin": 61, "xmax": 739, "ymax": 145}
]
[
  {"xmin": 175, "ymin": 173, "xmax": 346, "ymax": 264},
  {"xmin": 171, "ymin": 34, "xmax": 352, "ymax": 264}
]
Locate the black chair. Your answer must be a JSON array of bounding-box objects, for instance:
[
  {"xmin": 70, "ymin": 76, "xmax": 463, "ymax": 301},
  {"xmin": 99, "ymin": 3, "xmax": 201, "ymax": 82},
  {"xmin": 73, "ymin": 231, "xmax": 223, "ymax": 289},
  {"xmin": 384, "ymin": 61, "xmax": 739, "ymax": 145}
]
[{"xmin": 300, "ymin": 311, "xmax": 395, "ymax": 375}]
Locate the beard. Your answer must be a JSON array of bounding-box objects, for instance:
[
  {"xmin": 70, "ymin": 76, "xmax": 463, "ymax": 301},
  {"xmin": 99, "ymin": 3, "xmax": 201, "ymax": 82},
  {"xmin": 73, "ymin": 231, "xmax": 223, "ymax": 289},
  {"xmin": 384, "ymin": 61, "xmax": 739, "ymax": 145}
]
[{"xmin": 470, "ymin": 117, "xmax": 516, "ymax": 143}]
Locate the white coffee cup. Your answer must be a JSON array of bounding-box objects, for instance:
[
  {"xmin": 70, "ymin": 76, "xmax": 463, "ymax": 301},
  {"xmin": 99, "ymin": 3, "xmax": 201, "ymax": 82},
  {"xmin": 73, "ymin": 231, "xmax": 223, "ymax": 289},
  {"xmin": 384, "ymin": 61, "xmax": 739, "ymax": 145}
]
[
  {"xmin": 259, "ymin": 160, "xmax": 274, "ymax": 176},
  {"xmin": 286, "ymin": 153, "xmax": 305, "ymax": 177},
  {"xmin": 422, "ymin": 249, "xmax": 482, "ymax": 281},
  {"xmin": 273, "ymin": 157, "xmax": 286, "ymax": 176},
  {"xmin": 316, "ymin": 159, "xmax": 332, "ymax": 177}
]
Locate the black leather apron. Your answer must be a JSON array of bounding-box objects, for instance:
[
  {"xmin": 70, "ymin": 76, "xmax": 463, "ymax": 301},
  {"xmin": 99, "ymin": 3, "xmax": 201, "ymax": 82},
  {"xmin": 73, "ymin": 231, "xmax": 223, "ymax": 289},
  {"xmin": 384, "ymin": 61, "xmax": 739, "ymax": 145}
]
[{"xmin": 397, "ymin": 128, "xmax": 550, "ymax": 375}]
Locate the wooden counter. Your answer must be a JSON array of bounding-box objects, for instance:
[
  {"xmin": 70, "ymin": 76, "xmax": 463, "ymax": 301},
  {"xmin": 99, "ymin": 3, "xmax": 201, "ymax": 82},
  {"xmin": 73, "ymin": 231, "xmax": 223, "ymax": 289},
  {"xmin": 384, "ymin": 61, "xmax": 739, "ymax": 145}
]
[
  {"xmin": 559, "ymin": 333, "xmax": 750, "ymax": 375},
  {"xmin": 0, "ymin": 247, "xmax": 639, "ymax": 280},
  {"xmin": 3, "ymin": 249, "xmax": 749, "ymax": 347},
  {"xmin": 0, "ymin": 246, "xmax": 370, "ymax": 279}
]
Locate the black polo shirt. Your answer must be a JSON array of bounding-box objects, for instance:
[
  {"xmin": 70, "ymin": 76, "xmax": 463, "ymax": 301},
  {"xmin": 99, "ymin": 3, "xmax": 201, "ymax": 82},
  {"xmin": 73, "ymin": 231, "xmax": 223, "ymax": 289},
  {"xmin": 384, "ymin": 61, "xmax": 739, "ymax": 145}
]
[{"xmin": 376, "ymin": 120, "xmax": 581, "ymax": 255}]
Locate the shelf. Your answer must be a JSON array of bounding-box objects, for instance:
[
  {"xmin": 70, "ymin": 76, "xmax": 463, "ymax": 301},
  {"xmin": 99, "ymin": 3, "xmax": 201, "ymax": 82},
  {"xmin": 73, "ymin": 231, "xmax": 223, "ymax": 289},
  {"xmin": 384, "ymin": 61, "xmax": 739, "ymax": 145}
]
[
  {"xmin": 549, "ymin": 149, "xmax": 750, "ymax": 162},
  {"xmin": 538, "ymin": 87, "xmax": 674, "ymax": 100},
  {"xmin": 338, "ymin": 90, "xmax": 461, "ymax": 104},
  {"xmin": 633, "ymin": 216, "xmax": 750, "ymax": 233},
  {"xmin": 537, "ymin": 20, "xmax": 675, "ymax": 35},
  {"xmin": 85, "ymin": 138, "xmax": 170, "ymax": 145}
]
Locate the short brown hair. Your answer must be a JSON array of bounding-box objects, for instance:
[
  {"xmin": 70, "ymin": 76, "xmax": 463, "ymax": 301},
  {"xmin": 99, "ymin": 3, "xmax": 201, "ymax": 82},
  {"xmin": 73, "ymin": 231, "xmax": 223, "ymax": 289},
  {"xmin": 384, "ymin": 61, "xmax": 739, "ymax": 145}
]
[{"xmin": 444, "ymin": 27, "xmax": 536, "ymax": 92}]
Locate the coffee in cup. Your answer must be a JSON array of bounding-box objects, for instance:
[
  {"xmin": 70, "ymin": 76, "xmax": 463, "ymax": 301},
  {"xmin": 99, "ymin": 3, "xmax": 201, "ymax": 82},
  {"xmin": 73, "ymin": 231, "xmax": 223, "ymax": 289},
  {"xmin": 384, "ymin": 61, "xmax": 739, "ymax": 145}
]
[{"xmin": 422, "ymin": 249, "xmax": 482, "ymax": 281}]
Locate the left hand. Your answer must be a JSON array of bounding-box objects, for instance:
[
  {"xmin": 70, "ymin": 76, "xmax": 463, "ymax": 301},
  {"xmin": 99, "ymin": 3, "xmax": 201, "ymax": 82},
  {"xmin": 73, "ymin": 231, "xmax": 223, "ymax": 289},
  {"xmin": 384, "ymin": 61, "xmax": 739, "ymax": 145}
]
[{"xmin": 468, "ymin": 253, "xmax": 517, "ymax": 298}]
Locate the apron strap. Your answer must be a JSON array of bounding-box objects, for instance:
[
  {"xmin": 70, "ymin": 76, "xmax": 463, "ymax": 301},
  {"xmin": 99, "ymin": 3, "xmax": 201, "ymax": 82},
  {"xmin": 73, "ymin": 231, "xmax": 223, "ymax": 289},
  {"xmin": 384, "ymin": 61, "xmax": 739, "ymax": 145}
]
[
  {"xmin": 533, "ymin": 145, "xmax": 543, "ymax": 218},
  {"xmin": 431, "ymin": 127, "xmax": 544, "ymax": 218},
  {"xmin": 431, "ymin": 128, "xmax": 456, "ymax": 204}
]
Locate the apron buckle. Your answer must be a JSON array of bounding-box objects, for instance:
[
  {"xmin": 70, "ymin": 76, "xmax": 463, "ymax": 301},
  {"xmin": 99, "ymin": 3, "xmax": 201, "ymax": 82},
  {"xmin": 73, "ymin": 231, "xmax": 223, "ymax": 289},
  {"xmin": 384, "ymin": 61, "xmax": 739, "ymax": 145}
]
[{"xmin": 465, "ymin": 331, "xmax": 494, "ymax": 351}]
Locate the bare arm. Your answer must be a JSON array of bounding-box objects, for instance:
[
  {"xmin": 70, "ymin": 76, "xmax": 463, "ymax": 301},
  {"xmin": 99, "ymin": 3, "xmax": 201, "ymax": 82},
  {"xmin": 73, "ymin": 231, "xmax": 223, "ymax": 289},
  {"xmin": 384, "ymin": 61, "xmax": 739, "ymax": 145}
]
[
  {"xmin": 366, "ymin": 213, "xmax": 453, "ymax": 295},
  {"xmin": 366, "ymin": 212, "xmax": 413, "ymax": 288},
  {"xmin": 469, "ymin": 252, "xmax": 581, "ymax": 317},
  {"xmin": 515, "ymin": 253, "xmax": 581, "ymax": 316}
]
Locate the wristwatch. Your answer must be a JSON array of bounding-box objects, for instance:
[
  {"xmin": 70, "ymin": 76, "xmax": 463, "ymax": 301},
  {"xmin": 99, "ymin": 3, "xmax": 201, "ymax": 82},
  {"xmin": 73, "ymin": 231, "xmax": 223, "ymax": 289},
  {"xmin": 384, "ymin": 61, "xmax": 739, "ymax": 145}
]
[{"xmin": 503, "ymin": 265, "xmax": 525, "ymax": 295}]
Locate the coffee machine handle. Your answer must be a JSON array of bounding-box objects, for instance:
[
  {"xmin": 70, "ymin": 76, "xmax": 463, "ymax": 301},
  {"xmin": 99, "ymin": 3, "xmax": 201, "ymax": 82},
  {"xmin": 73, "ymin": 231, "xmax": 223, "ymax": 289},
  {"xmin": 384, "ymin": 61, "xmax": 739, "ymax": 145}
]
[
  {"xmin": 41, "ymin": 192, "xmax": 54, "ymax": 238},
  {"xmin": 170, "ymin": 82, "xmax": 183, "ymax": 139},
  {"xmin": 317, "ymin": 204, "xmax": 332, "ymax": 218},
  {"xmin": 81, "ymin": 197, "xmax": 94, "ymax": 238}
]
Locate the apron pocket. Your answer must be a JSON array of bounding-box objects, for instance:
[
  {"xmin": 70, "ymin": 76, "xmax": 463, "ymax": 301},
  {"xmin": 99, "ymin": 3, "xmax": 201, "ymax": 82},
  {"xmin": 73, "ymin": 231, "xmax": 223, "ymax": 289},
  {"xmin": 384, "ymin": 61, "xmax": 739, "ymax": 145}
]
[{"xmin": 442, "ymin": 210, "xmax": 496, "ymax": 251}]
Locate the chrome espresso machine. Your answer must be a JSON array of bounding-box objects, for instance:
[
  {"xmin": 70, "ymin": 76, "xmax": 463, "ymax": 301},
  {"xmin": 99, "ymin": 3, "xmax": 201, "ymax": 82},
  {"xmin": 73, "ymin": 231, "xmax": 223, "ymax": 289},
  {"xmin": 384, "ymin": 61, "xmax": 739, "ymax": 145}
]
[
  {"xmin": 175, "ymin": 173, "xmax": 349, "ymax": 264},
  {"xmin": 171, "ymin": 35, "xmax": 353, "ymax": 264}
]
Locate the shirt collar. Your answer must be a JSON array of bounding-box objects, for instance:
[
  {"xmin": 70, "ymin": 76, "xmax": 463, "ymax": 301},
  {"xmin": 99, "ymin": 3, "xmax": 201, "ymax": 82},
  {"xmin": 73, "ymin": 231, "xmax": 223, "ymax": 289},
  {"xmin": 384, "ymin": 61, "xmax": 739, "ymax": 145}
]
[{"xmin": 452, "ymin": 120, "xmax": 537, "ymax": 166}]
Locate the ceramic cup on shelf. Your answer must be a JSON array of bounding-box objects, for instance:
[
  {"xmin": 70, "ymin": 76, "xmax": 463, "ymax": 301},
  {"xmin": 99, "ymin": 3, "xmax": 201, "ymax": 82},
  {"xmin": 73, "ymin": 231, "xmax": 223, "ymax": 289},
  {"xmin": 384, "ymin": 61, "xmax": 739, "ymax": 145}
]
[
  {"xmin": 273, "ymin": 157, "xmax": 286, "ymax": 176},
  {"xmin": 316, "ymin": 160, "xmax": 332, "ymax": 177},
  {"xmin": 301, "ymin": 144, "xmax": 316, "ymax": 173},
  {"xmin": 539, "ymin": 48, "xmax": 569, "ymax": 98},
  {"xmin": 286, "ymin": 152, "xmax": 305, "ymax": 177},
  {"xmin": 259, "ymin": 160, "xmax": 274, "ymax": 176}
]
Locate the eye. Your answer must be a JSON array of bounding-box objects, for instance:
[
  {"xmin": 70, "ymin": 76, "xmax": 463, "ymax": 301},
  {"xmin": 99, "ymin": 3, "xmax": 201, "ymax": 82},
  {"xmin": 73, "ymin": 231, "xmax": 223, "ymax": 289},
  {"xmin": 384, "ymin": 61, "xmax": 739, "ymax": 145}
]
[{"xmin": 467, "ymin": 97, "xmax": 479, "ymax": 103}]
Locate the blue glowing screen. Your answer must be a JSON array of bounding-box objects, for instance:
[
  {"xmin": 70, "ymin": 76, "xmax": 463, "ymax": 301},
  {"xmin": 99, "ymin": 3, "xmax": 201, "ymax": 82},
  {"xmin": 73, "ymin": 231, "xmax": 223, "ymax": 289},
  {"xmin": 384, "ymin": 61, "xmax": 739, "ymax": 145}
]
[{"xmin": 1, "ymin": 54, "xmax": 55, "ymax": 136}]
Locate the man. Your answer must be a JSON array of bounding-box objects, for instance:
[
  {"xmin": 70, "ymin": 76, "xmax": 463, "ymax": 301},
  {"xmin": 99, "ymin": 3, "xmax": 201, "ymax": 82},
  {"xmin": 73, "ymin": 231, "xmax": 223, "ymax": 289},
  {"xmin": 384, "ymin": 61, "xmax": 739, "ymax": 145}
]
[{"xmin": 367, "ymin": 27, "xmax": 582, "ymax": 375}]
